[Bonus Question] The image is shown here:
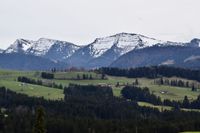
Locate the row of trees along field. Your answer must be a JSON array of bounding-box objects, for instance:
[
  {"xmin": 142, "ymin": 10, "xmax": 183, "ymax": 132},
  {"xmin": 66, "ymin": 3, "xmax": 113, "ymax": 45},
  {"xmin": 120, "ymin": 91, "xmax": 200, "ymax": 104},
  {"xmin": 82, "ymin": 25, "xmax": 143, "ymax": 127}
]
[
  {"xmin": 17, "ymin": 76, "xmax": 64, "ymax": 89},
  {"xmin": 1, "ymin": 84, "xmax": 200, "ymax": 133},
  {"xmin": 154, "ymin": 78, "xmax": 200, "ymax": 91},
  {"xmin": 76, "ymin": 73, "xmax": 106, "ymax": 80},
  {"xmin": 99, "ymin": 66, "xmax": 200, "ymax": 81},
  {"xmin": 41, "ymin": 72, "xmax": 106, "ymax": 80}
]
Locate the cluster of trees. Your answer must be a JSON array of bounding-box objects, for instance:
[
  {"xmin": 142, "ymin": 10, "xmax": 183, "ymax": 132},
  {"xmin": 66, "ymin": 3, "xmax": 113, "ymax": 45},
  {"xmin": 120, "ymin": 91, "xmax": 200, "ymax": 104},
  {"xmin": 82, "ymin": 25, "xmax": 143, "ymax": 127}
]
[
  {"xmin": 154, "ymin": 78, "xmax": 199, "ymax": 91},
  {"xmin": 17, "ymin": 76, "xmax": 63, "ymax": 89},
  {"xmin": 76, "ymin": 73, "xmax": 106, "ymax": 80},
  {"xmin": 115, "ymin": 79, "xmax": 139, "ymax": 87},
  {"xmin": 121, "ymin": 86, "xmax": 162, "ymax": 105},
  {"xmin": 64, "ymin": 84, "xmax": 113, "ymax": 100},
  {"xmin": 99, "ymin": 66, "xmax": 200, "ymax": 81},
  {"xmin": 76, "ymin": 74, "xmax": 94, "ymax": 80},
  {"xmin": 2, "ymin": 84, "xmax": 200, "ymax": 133},
  {"xmin": 51, "ymin": 67, "xmax": 86, "ymax": 72},
  {"xmin": 41, "ymin": 72, "xmax": 54, "ymax": 79}
]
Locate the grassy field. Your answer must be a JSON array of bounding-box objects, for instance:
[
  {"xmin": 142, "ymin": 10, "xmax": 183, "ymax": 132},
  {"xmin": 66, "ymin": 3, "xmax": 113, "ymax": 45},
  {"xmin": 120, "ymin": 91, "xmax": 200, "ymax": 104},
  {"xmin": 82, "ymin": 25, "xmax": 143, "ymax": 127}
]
[
  {"xmin": 138, "ymin": 101, "xmax": 172, "ymax": 111},
  {"xmin": 138, "ymin": 101, "xmax": 200, "ymax": 112},
  {"xmin": 139, "ymin": 78, "xmax": 200, "ymax": 101},
  {"xmin": 0, "ymin": 80, "xmax": 64, "ymax": 100},
  {"xmin": 180, "ymin": 132, "xmax": 200, "ymax": 133},
  {"xmin": 0, "ymin": 70, "xmax": 200, "ymax": 102}
]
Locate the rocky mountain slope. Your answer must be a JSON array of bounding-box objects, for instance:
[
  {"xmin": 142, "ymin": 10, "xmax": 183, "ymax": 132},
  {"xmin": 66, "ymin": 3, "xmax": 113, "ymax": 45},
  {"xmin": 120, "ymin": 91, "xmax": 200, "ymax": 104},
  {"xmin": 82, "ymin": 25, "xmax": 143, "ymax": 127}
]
[
  {"xmin": 110, "ymin": 45, "xmax": 200, "ymax": 69},
  {"xmin": 0, "ymin": 53, "xmax": 67, "ymax": 70}
]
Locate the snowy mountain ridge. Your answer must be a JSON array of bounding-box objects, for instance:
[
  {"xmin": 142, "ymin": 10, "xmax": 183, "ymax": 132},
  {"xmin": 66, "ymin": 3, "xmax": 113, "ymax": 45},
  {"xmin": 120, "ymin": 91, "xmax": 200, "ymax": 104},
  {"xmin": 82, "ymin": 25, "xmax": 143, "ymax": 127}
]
[
  {"xmin": 2, "ymin": 32, "xmax": 199, "ymax": 69},
  {"xmin": 4, "ymin": 38, "xmax": 80, "ymax": 62},
  {"xmin": 86, "ymin": 33, "xmax": 185, "ymax": 58},
  {"xmin": 66, "ymin": 33, "xmax": 186, "ymax": 68}
]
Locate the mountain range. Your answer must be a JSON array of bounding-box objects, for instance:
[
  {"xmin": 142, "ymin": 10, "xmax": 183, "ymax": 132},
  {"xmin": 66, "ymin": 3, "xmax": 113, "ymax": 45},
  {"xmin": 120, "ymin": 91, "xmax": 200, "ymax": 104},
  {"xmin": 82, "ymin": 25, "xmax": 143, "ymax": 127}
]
[{"xmin": 0, "ymin": 33, "xmax": 200, "ymax": 70}]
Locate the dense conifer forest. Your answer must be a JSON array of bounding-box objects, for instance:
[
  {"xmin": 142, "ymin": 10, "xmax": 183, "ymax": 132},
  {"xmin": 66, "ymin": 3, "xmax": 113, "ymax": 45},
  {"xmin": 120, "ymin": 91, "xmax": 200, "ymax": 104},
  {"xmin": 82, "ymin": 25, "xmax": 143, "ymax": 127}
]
[{"xmin": 99, "ymin": 66, "xmax": 200, "ymax": 81}]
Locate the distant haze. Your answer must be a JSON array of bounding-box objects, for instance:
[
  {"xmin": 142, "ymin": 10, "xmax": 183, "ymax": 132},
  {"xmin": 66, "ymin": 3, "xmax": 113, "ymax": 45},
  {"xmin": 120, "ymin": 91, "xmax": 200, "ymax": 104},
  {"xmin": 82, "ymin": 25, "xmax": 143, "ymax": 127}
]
[{"xmin": 0, "ymin": 0, "xmax": 200, "ymax": 49}]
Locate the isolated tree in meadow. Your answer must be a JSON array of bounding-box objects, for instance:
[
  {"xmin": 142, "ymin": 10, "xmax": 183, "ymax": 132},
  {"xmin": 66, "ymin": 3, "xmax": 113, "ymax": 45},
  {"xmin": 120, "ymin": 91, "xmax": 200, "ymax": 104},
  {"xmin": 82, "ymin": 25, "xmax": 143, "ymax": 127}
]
[
  {"xmin": 183, "ymin": 96, "xmax": 190, "ymax": 108},
  {"xmin": 135, "ymin": 79, "xmax": 139, "ymax": 85},
  {"xmin": 160, "ymin": 77, "xmax": 164, "ymax": 85},
  {"xmin": 116, "ymin": 82, "xmax": 120, "ymax": 87},
  {"xmin": 59, "ymin": 84, "xmax": 63, "ymax": 89},
  {"xmin": 101, "ymin": 73, "xmax": 106, "ymax": 80},
  {"xmin": 89, "ymin": 74, "xmax": 93, "ymax": 80},
  {"xmin": 186, "ymin": 81, "xmax": 189, "ymax": 88},
  {"xmin": 33, "ymin": 106, "xmax": 46, "ymax": 133},
  {"xmin": 77, "ymin": 74, "xmax": 80, "ymax": 80},
  {"xmin": 192, "ymin": 85, "xmax": 197, "ymax": 92}
]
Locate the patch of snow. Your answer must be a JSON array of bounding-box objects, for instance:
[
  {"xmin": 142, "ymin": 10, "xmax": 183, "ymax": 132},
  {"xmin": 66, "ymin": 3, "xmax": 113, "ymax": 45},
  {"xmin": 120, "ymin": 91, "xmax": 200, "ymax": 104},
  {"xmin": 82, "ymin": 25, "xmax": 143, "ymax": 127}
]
[
  {"xmin": 160, "ymin": 59, "xmax": 175, "ymax": 65},
  {"xmin": 89, "ymin": 37, "xmax": 116, "ymax": 57},
  {"xmin": 27, "ymin": 38, "xmax": 57, "ymax": 56},
  {"xmin": 184, "ymin": 55, "xmax": 200, "ymax": 62}
]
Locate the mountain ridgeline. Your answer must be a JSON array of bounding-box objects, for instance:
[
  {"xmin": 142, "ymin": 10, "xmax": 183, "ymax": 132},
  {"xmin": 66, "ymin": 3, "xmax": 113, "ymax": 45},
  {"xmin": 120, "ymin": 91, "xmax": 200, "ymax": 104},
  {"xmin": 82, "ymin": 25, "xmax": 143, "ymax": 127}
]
[{"xmin": 1, "ymin": 33, "xmax": 200, "ymax": 70}]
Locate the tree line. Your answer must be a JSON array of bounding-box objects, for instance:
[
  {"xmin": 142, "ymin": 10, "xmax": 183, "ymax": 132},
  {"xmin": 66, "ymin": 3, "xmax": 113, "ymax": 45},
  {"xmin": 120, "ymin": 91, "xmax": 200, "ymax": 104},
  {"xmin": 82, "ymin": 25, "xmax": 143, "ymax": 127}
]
[
  {"xmin": 17, "ymin": 76, "xmax": 63, "ymax": 89},
  {"xmin": 154, "ymin": 78, "xmax": 199, "ymax": 91},
  {"xmin": 99, "ymin": 66, "xmax": 200, "ymax": 81}
]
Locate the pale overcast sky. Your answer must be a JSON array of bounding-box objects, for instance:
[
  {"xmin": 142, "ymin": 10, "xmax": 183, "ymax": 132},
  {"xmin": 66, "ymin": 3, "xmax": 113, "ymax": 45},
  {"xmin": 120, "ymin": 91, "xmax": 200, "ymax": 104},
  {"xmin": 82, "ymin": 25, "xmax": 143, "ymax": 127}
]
[{"xmin": 0, "ymin": 0, "xmax": 200, "ymax": 49}]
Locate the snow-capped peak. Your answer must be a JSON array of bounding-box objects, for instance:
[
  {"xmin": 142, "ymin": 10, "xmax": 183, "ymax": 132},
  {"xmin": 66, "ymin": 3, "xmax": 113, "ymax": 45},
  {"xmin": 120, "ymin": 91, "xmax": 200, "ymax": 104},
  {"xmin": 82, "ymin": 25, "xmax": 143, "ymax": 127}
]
[
  {"xmin": 88, "ymin": 33, "xmax": 166, "ymax": 57},
  {"xmin": 5, "ymin": 39, "xmax": 33, "ymax": 53},
  {"xmin": 27, "ymin": 38, "xmax": 58, "ymax": 56}
]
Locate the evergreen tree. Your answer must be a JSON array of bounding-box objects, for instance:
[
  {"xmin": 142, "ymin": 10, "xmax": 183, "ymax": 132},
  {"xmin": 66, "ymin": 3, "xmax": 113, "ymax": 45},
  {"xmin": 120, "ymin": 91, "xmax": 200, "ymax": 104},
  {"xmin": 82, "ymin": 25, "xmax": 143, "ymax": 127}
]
[
  {"xmin": 186, "ymin": 81, "xmax": 189, "ymax": 88},
  {"xmin": 33, "ymin": 106, "xmax": 46, "ymax": 133},
  {"xmin": 89, "ymin": 74, "xmax": 93, "ymax": 80},
  {"xmin": 183, "ymin": 96, "xmax": 190, "ymax": 108},
  {"xmin": 82, "ymin": 74, "xmax": 86, "ymax": 80},
  {"xmin": 59, "ymin": 84, "xmax": 63, "ymax": 89},
  {"xmin": 160, "ymin": 77, "xmax": 164, "ymax": 85},
  {"xmin": 116, "ymin": 82, "xmax": 120, "ymax": 87},
  {"xmin": 135, "ymin": 79, "xmax": 139, "ymax": 85},
  {"xmin": 192, "ymin": 85, "xmax": 197, "ymax": 92},
  {"xmin": 101, "ymin": 73, "xmax": 106, "ymax": 80},
  {"xmin": 77, "ymin": 74, "xmax": 80, "ymax": 80}
]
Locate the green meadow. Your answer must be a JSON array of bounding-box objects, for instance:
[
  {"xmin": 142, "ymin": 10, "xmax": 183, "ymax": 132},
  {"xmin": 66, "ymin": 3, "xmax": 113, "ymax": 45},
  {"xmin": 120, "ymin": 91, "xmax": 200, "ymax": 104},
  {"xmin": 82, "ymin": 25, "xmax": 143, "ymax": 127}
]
[{"xmin": 0, "ymin": 69, "xmax": 200, "ymax": 105}]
